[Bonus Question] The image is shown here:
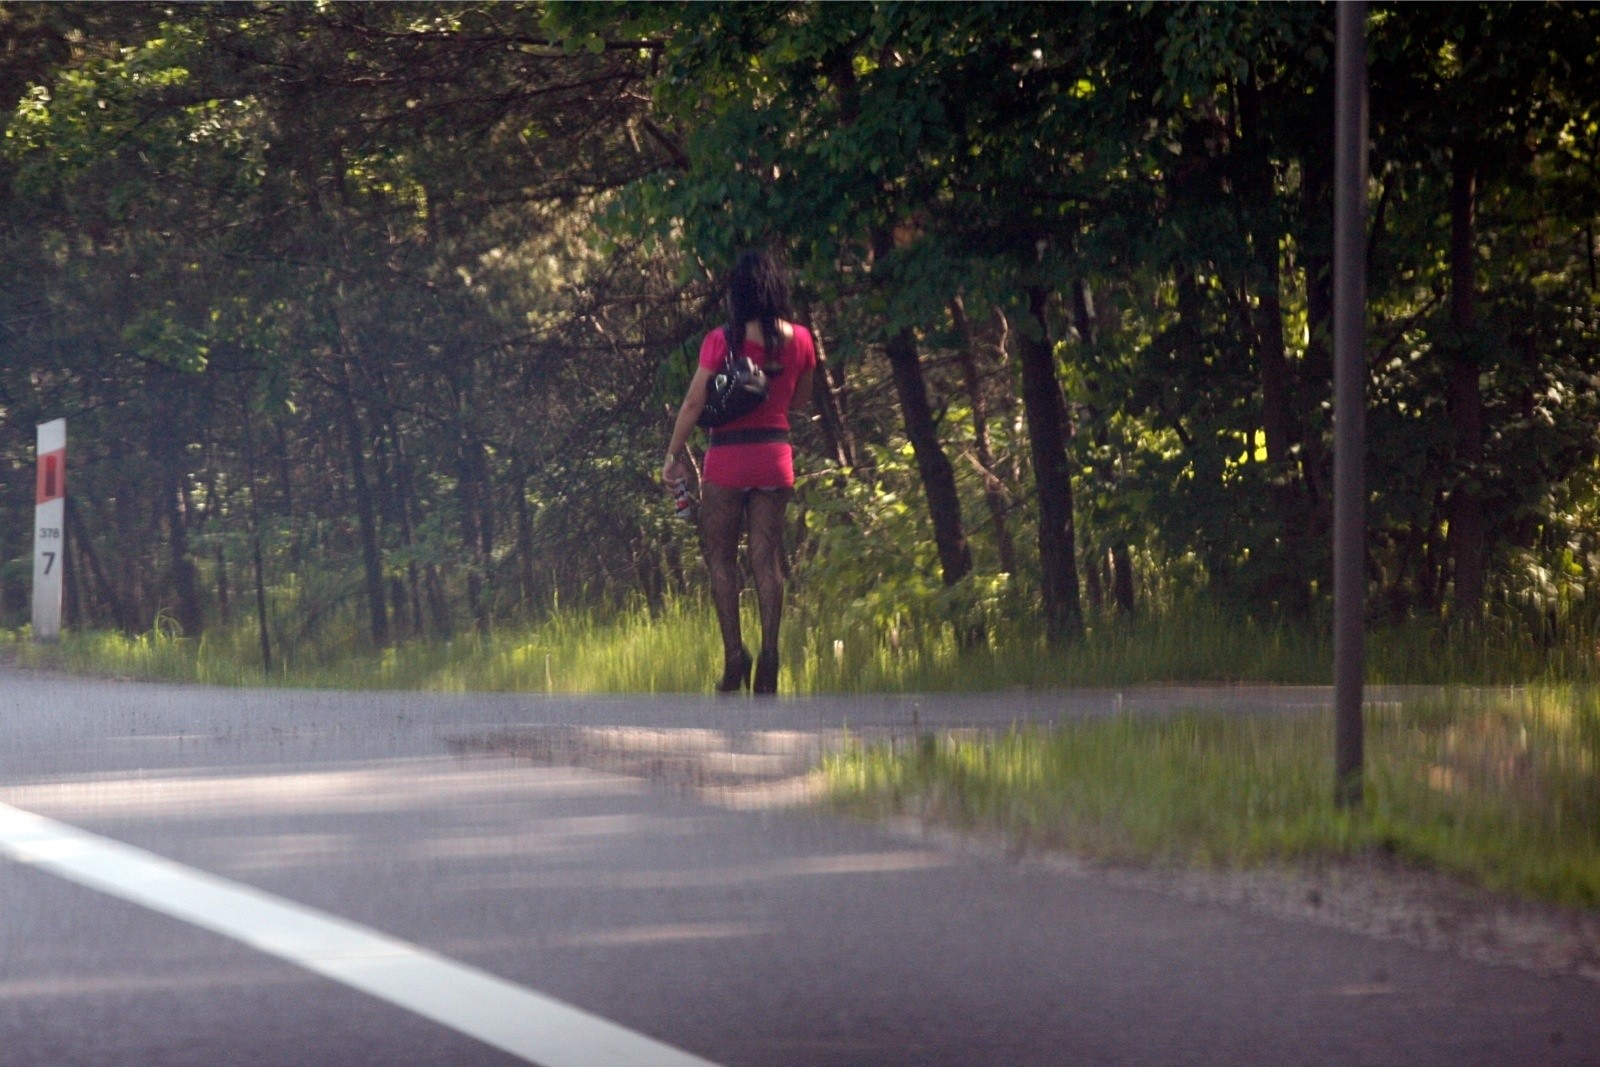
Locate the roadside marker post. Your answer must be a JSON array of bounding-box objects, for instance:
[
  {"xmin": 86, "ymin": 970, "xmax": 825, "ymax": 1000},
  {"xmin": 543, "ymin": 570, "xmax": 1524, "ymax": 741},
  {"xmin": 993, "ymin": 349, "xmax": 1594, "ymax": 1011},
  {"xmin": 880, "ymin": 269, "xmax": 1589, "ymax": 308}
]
[{"xmin": 32, "ymin": 418, "xmax": 66, "ymax": 641}]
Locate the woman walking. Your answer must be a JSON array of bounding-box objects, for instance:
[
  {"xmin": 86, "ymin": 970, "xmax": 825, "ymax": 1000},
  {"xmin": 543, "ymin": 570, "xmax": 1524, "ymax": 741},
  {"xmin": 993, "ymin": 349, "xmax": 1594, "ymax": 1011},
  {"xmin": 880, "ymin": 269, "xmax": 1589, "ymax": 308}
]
[{"xmin": 662, "ymin": 250, "xmax": 816, "ymax": 694}]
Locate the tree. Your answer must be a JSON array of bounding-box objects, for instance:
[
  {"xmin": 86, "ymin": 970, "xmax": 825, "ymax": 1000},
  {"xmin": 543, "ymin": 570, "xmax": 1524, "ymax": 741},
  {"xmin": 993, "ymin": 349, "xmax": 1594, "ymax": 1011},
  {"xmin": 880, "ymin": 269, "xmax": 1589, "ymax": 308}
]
[{"xmin": 5, "ymin": 1, "xmax": 1600, "ymax": 660}]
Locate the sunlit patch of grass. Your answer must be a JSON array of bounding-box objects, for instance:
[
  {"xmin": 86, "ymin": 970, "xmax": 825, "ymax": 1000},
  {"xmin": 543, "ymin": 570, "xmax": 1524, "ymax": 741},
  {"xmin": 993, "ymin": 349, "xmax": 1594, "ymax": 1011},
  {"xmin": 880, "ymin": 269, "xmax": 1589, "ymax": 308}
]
[
  {"xmin": 7, "ymin": 625, "xmax": 265, "ymax": 686},
  {"xmin": 6, "ymin": 596, "xmax": 785, "ymax": 694},
  {"xmin": 824, "ymin": 688, "xmax": 1600, "ymax": 907},
  {"xmin": 421, "ymin": 600, "xmax": 736, "ymax": 694},
  {"xmin": 7, "ymin": 594, "xmax": 1600, "ymax": 696}
]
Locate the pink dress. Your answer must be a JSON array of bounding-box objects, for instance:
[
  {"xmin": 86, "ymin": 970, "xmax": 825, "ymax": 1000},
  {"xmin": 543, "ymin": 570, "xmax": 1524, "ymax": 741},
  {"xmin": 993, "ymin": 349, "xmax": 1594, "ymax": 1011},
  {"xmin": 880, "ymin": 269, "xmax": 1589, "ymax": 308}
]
[{"xmin": 699, "ymin": 324, "xmax": 816, "ymax": 490}]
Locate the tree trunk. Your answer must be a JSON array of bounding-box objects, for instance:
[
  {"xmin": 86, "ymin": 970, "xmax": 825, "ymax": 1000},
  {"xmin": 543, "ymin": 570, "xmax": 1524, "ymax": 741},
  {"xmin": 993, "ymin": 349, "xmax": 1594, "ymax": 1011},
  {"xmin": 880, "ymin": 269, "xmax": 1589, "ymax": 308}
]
[
  {"xmin": 1085, "ymin": 550, "xmax": 1104, "ymax": 611},
  {"xmin": 1019, "ymin": 286, "xmax": 1083, "ymax": 642},
  {"xmin": 63, "ymin": 517, "xmax": 81, "ymax": 631},
  {"xmin": 1238, "ymin": 72, "xmax": 1298, "ymax": 470},
  {"xmin": 251, "ymin": 532, "xmax": 271, "ymax": 673},
  {"xmin": 371, "ymin": 427, "xmax": 406, "ymax": 639},
  {"xmin": 1239, "ymin": 70, "xmax": 1315, "ymax": 614},
  {"xmin": 394, "ymin": 436, "xmax": 450, "ymax": 637},
  {"xmin": 1447, "ymin": 147, "xmax": 1486, "ymax": 621},
  {"xmin": 811, "ymin": 341, "xmax": 861, "ymax": 475},
  {"xmin": 1247, "ymin": 265, "xmax": 1313, "ymax": 614},
  {"xmin": 456, "ymin": 429, "xmax": 492, "ymax": 636},
  {"xmin": 1069, "ymin": 279, "xmax": 1137, "ymax": 619},
  {"xmin": 1113, "ymin": 546, "xmax": 1137, "ymax": 617},
  {"xmin": 150, "ymin": 391, "xmax": 204, "ymax": 638},
  {"xmin": 424, "ymin": 564, "xmax": 451, "ymax": 636},
  {"xmin": 163, "ymin": 473, "xmax": 203, "ymax": 637},
  {"xmin": 514, "ymin": 456, "xmax": 536, "ymax": 610},
  {"xmin": 65, "ymin": 495, "xmax": 132, "ymax": 631},
  {"xmin": 1258, "ymin": 259, "xmax": 1313, "ymax": 617},
  {"xmin": 794, "ymin": 303, "xmax": 860, "ymax": 477},
  {"xmin": 471, "ymin": 437, "xmax": 495, "ymax": 568},
  {"xmin": 871, "ymin": 230, "xmax": 973, "ymax": 591},
  {"xmin": 884, "ymin": 325, "xmax": 974, "ymax": 588},
  {"xmin": 273, "ymin": 417, "xmax": 295, "ymax": 517},
  {"xmin": 1586, "ymin": 221, "xmax": 1597, "ymax": 293},
  {"xmin": 989, "ymin": 307, "xmax": 1027, "ymax": 488},
  {"xmin": 111, "ymin": 490, "xmax": 146, "ymax": 629},
  {"xmin": 243, "ymin": 406, "xmax": 273, "ymax": 674},
  {"xmin": 952, "ymin": 294, "xmax": 1017, "ymax": 575},
  {"xmin": 389, "ymin": 430, "xmax": 428, "ymax": 635},
  {"xmin": 1299, "ymin": 92, "xmax": 1336, "ymax": 513},
  {"xmin": 335, "ymin": 358, "xmax": 389, "ymax": 648},
  {"xmin": 214, "ymin": 544, "xmax": 231, "ymax": 625}
]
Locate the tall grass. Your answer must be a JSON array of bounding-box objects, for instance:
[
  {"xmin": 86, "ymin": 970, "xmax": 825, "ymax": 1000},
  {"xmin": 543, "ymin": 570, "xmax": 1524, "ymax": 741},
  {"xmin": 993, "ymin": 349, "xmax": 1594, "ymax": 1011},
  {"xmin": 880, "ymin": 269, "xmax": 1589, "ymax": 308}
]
[
  {"xmin": 6, "ymin": 599, "xmax": 728, "ymax": 693},
  {"xmin": 7, "ymin": 591, "xmax": 1600, "ymax": 692},
  {"xmin": 825, "ymin": 687, "xmax": 1600, "ymax": 907}
]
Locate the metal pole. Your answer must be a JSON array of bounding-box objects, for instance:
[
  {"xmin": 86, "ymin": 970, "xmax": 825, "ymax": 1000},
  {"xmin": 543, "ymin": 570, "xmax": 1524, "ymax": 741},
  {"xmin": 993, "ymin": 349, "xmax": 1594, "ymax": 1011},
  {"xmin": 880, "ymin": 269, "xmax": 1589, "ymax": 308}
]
[{"xmin": 1333, "ymin": 0, "xmax": 1368, "ymax": 808}]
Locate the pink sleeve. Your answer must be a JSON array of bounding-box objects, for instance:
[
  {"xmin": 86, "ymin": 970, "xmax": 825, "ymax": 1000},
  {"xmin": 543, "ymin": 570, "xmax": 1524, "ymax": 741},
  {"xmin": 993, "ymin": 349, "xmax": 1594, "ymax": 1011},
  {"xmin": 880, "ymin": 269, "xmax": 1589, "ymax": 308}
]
[{"xmin": 698, "ymin": 329, "xmax": 728, "ymax": 372}]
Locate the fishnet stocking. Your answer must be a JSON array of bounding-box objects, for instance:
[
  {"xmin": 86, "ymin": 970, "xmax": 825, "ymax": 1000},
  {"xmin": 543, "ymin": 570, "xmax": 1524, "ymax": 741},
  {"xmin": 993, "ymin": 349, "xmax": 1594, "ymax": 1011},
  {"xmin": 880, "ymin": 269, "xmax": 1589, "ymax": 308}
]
[{"xmin": 698, "ymin": 483, "xmax": 792, "ymax": 658}]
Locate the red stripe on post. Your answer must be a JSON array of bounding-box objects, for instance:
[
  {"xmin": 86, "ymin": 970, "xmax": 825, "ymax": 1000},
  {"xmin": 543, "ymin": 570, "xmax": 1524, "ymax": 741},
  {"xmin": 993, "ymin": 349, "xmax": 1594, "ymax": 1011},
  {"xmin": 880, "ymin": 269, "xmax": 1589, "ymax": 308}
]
[{"xmin": 36, "ymin": 449, "xmax": 64, "ymax": 505}]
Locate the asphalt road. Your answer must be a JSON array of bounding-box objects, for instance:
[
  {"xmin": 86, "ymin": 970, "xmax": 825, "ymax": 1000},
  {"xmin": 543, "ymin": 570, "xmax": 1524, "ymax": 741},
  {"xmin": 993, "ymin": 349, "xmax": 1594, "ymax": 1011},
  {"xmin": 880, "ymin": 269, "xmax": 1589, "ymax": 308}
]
[{"xmin": 0, "ymin": 670, "xmax": 1594, "ymax": 1066}]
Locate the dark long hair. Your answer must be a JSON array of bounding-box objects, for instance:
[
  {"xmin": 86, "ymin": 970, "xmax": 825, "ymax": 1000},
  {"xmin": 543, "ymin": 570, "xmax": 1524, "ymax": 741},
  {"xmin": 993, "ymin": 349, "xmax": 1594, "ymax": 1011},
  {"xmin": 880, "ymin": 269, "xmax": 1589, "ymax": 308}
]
[{"xmin": 724, "ymin": 249, "xmax": 793, "ymax": 373}]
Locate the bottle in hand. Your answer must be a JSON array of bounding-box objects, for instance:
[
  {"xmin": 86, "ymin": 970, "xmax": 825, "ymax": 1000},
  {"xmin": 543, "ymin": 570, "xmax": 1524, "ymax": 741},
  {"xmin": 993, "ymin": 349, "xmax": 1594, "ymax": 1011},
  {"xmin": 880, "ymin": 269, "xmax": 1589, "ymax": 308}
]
[{"xmin": 669, "ymin": 477, "xmax": 694, "ymax": 520}]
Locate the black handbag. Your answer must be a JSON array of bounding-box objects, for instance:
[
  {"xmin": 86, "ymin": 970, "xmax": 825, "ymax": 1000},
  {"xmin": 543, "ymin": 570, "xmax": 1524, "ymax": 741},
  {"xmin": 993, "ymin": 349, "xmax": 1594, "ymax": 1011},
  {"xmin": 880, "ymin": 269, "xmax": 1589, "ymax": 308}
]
[{"xmin": 697, "ymin": 329, "xmax": 769, "ymax": 428}]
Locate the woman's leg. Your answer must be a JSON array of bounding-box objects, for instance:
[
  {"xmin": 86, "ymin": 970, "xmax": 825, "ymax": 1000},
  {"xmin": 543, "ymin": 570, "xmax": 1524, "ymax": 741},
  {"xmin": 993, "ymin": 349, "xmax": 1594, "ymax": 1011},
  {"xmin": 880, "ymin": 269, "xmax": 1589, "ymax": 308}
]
[
  {"xmin": 745, "ymin": 488, "xmax": 793, "ymax": 660},
  {"xmin": 699, "ymin": 482, "xmax": 748, "ymax": 659}
]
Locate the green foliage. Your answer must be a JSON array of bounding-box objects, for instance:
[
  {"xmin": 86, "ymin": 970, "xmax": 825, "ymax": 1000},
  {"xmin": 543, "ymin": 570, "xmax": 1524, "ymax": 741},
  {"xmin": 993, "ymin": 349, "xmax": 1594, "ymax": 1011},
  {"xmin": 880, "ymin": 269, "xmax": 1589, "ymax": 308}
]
[{"xmin": 4, "ymin": 2, "xmax": 1600, "ymax": 664}]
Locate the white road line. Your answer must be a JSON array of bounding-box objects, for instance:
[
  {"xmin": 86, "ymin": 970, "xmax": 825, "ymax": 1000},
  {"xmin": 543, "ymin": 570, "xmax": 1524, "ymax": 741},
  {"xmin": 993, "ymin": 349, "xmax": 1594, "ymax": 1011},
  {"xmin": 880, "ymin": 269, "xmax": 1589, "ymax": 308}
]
[{"xmin": 0, "ymin": 802, "xmax": 720, "ymax": 1067}]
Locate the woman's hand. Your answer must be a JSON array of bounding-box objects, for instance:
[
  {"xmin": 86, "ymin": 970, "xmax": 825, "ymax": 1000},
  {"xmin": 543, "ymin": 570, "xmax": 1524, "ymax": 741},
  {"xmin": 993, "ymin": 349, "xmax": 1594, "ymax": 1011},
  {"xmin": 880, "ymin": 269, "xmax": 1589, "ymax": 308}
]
[{"xmin": 664, "ymin": 365, "xmax": 714, "ymax": 485}]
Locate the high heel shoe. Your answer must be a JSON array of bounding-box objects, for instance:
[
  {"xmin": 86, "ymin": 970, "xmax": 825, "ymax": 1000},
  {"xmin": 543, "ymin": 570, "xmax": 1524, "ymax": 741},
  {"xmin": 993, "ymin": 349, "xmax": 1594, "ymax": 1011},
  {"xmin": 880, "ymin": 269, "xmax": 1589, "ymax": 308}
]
[
  {"xmin": 753, "ymin": 649, "xmax": 779, "ymax": 695},
  {"xmin": 715, "ymin": 646, "xmax": 752, "ymax": 693}
]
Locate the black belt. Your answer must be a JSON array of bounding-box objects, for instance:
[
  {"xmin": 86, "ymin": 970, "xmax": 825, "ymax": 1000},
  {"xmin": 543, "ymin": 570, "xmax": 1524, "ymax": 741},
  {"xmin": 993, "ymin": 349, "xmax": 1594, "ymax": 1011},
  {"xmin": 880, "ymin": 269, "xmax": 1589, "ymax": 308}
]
[{"xmin": 708, "ymin": 428, "xmax": 790, "ymax": 447}]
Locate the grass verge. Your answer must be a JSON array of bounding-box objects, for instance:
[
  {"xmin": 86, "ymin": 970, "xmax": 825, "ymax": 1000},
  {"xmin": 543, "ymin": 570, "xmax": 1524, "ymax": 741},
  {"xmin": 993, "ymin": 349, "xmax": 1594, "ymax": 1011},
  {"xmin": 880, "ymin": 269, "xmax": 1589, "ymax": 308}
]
[
  {"xmin": 7, "ymin": 606, "xmax": 1597, "ymax": 908},
  {"xmin": 6, "ymin": 597, "xmax": 1598, "ymax": 692},
  {"xmin": 823, "ymin": 687, "xmax": 1600, "ymax": 909}
]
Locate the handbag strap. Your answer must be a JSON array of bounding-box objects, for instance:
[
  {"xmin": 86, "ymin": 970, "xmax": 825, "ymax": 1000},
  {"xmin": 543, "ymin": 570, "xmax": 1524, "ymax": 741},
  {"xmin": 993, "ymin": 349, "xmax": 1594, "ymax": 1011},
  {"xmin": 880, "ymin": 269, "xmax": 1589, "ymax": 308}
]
[{"xmin": 724, "ymin": 320, "xmax": 789, "ymax": 373}]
